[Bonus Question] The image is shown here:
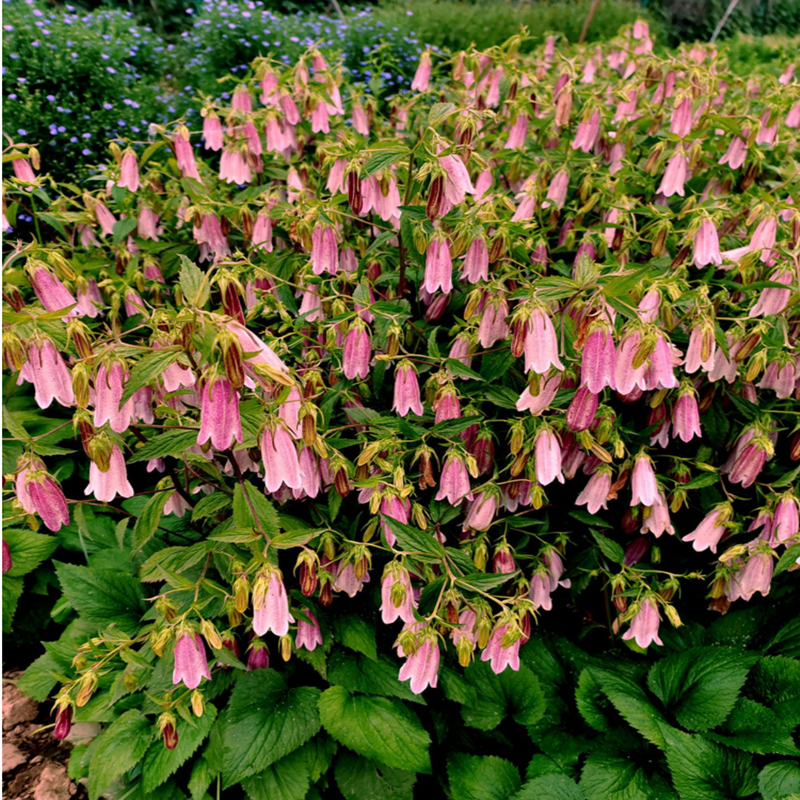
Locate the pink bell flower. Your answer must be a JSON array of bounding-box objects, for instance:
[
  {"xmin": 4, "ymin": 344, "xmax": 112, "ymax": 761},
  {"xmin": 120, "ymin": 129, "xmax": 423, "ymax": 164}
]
[
  {"xmin": 462, "ymin": 237, "xmax": 489, "ymax": 283},
  {"xmin": 17, "ymin": 339, "xmax": 74, "ymax": 410},
  {"xmin": 175, "ymin": 131, "xmax": 202, "ymax": 181},
  {"xmin": 543, "ymin": 169, "xmax": 569, "ymax": 209},
  {"xmin": 3, "ymin": 541, "xmax": 12, "ymax": 574},
  {"xmin": 631, "ymin": 454, "xmax": 658, "ymax": 507},
  {"xmin": 94, "ymin": 363, "xmax": 134, "ymax": 434},
  {"xmin": 524, "ymin": 307, "xmax": 564, "ymax": 374},
  {"xmin": 380, "ymin": 564, "xmax": 416, "ymax": 625},
  {"xmin": 278, "ymin": 385, "xmax": 303, "ymax": 439},
  {"xmin": 571, "ymin": 109, "xmax": 600, "ymax": 153},
  {"xmin": 685, "ymin": 324, "xmax": 716, "ymax": 373},
  {"xmin": 197, "ymin": 377, "xmax": 242, "ymax": 451},
  {"xmin": 393, "ymin": 361, "xmax": 424, "ymax": 417},
  {"xmin": 534, "ymin": 428, "xmax": 564, "ymax": 486},
  {"xmin": 311, "ymin": 225, "xmax": 339, "ymax": 275},
  {"xmin": 118, "ymin": 151, "xmax": 140, "ymax": 192},
  {"xmin": 622, "ymin": 598, "xmax": 663, "ymax": 648},
  {"xmin": 423, "ymin": 237, "xmax": 453, "ymax": 295},
  {"xmin": 672, "ymin": 389, "xmax": 701, "ymax": 443},
  {"xmin": 253, "ymin": 571, "xmax": 295, "ymax": 636},
  {"xmin": 411, "ymin": 51, "xmax": 432, "ymax": 91},
  {"xmin": 343, "ymin": 324, "xmax": 371, "ymax": 380},
  {"xmin": 505, "ymin": 115, "xmax": 529, "ymax": 149},
  {"xmin": 669, "ymin": 97, "xmax": 692, "ymax": 137},
  {"xmin": 25, "ymin": 471, "xmax": 70, "ymax": 532},
  {"xmin": 576, "ymin": 467, "xmax": 612, "ymax": 514},
  {"xmin": 380, "ymin": 495, "xmax": 411, "ymax": 545},
  {"xmin": 683, "ymin": 504, "xmax": 731, "ymax": 553},
  {"xmin": 352, "ymin": 105, "xmax": 370, "ymax": 136},
  {"xmin": 202, "ymin": 115, "xmax": 223, "ymax": 152},
  {"xmin": 773, "ymin": 496, "xmax": 799, "ymax": 544},
  {"xmin": 463, "ymin": 491, "xmax": 498, "ymax": 531},
  {"xmin": 736, "ymin": 550, "xmax": 774, "ymax": 601},
  {"xmin": 641, "ymin": 492, "xmax": 674, "ymax": 537},
  {"xmin": 398, "ymin": 626, "xmax": 440, "ymax": 694},
  {"xmin": 693, "ymin": 218, "xmax": 722, "ymax": 267},
  {"xmin": 438, "ymin": 154, "xmax": 474, "ymax": 205},
  {"xmin": 296, "ymin": 611, "xmax": 323, "ymax": 651},
  {"xmin": 581, "ymin": 327, "xmax": 616, "ymax": 393},
  {"xmin": 516, "ymin": 373, "xmax": 562, "ymax": 416},
  {"xmin": 480, "ymin": 624, "xmax": 521, "ymax": 674},
  {"xmin": 85, "ymin": 445, "xmax": 134, "ymax": 502},
  {"xmin": 260, "ymin": 424, "xmax": 302, "ymax": 492},
  {"xmin": 478, "ymin": 296, "xmax": 510, "ymax": 348},
  {"xmin": 566, "ymin": 387, "xmax": 599, "ymax": 432},
  {"xmin": 719, "ymin": 135, "xmax": 747, "ymax": 169},
  {"xmin": 749, "ymin": 270, "xmax": 792, "ymax": 317},
  {"xmin": 435, "ymin": 453, "xmax": 473, "ymax": 505},
  {"xmin": 658, "ymin": 151, "xmax": 688, "ymax": 197},
  {"xmin": 30, "ymin": 267, "xmax": 78, "ymax": 318},
  {"xmin": 172, "ymin": 633, "xmax": 211, "ymax": 690}
]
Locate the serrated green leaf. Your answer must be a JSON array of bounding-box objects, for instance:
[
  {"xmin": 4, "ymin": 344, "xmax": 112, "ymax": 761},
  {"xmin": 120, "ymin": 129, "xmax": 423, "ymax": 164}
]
[
  {"xmin": 334, "ymin": 751, "xmax": 416, "ymax": 800},
  {"xmin": 758, "ymin": 762, "xmax": 800, "ymax": 800},
  {"xmin": 120, "ymin": 348, "xmax": 183, "ymax": 405},
  {"xmin": 589, "ymin": 531, "xmax": 625, "ymax": 563},
  {"xmin": 382, "ymin": 515, "xmax": 445, "ymax": 559},
  {"xmin": 333, "ymin": 615, "xmax": 377, "ymax": 662},
  {"xmin": 704, "ymin": 698, "xmax": 799, "ymax": 756},
  {"xmin": 222, "ymin": 670, "xmax": 321, "ymax": 786},
  {"xmin": 449, "ymin": 753, "xmax": 521, "ymax": 800},
  {"xmin": 129, "ymin": 429, "xmax": 200, "ymax": 463},
  {"xmin": 363, "ymin": 146, "xmax": 410, "ymax": 176},
  {"xmin": 188, "ymin": 757, "xmax": 215, "ymax": 800},
  {"xmin": 327, "ymin": 650, "xmax": 424, "ymax": 705},
  {"xmin": 241, "ymin": 746, "xmax": 310, "ymax": 800},
  {"xmin": 178, "ymin": 254, "xmax": 210, "ymax": 307},
  {"xmin": 133, "ymin": 491, "xmax": 172, "ymax": 551},
  {"xmin": 191, "ymin": 492, "xmax": 232, "ymax": 522},
  {"xmin": 2, "ymin": 575, "xmax": 24, "ymax": 633},
  {"xmin": 2, "ymin": 528, "xmax": 59, "ymax": 576},
  {"xmin": 646, "ymin": 647, "xmax": 758, "ymax": 732},
  {"xmin": 233, "ymin": 482, "xmax": 280, "ymax": 536},
  {"xmin": 318, "ymin": 686, "xmax": 431, "ymax": 774},
  {"xmin": 580, "ymin": 740, "xmax": 671, "ymax": 800},
  {"xmin": 142, "ymin": 705, "xmax": 217, "ymax": 793},
  {"xmin": 513, "ymin": 774, "xmax": 584, "ymax": 800},
  {"xmin": 660, "ymin": 724, "xmax": 758, "ymax": 800},
  {"xmin": 428, "ymin": 102, "xmax": 457, "ymax": 127},
  {"xmin": 570, "ymin": 509, "xmax": 615, "ymax": 530},
  {"xmin": 749, "ymin": 657, "xmax": 800, "ymax": 726},
  {"xmin": 87, "ymin": 710, "xmax": 155, "ymax": 799},
  {"xmin": 55, "ymin": 562, "xmax": 144, "ymax": 635}
]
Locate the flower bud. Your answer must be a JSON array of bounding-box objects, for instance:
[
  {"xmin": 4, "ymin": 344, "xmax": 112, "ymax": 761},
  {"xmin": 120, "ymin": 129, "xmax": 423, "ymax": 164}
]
[
  {"xmin": 159, "ymin": 715, "xmax": 178, "ymax": 750},
  {"xmin": 664, "ymin": 604, "xmax": 683, "ymax": 629},
  {"xmin": 72, "ymin": 363, "xmax": 91, "ymax": 409},
  {"xmin": 3, "ymin": 331, "xmax": 26, "ymax": 371},
  {"xmin": 75, "ymin": 671, "xmax": 97, "ymax": 708},
  {"xmin": 200, "ymin": 620, "xmax": 223, "ymax": 651},
  {"xmin": 53, "ymin": 703, "xmax": 73, "ymax": 741},
  {"xmin": 280, "ymin": 634, "xmax": 292, "ymax": 662},
  {"xmin": 426, "ymin": 176, "xmax": 443, "ymax": 221},
  {"xmin": 191, "ymin": 689, "xmax": 204, "ymax": 718}
]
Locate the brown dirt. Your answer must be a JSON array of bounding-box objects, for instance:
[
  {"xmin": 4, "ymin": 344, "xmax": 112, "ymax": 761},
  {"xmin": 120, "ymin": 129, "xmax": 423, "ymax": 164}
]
[{"xmin": 2, "ymin": 672, "xmax": 86, "ymax": 800}]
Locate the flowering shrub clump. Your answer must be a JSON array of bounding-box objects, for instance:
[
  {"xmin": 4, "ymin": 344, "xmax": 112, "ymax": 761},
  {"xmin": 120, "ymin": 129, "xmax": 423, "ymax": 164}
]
[{"xmin": 3, "ymin": 22, "xmax": 800, "ymax": 800}]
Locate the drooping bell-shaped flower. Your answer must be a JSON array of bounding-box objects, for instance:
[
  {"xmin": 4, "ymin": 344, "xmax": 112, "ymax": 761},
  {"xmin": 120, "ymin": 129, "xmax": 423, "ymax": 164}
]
[
  {"xmin": 576, "ymin": 467, "xmax": 612, "ymax": 514},
  {"xmin": 524, "ymin": 306, "xmax": 564, "ymax": 374},
  {"xmin": 310, "ymin": 225, "xmax": 338, "ymax": 275},
  {"xmin": 683, "ymin": 504, "xmax": 731, "ymax": 553},
  {"xmin": 641, "ymin": 492, "xmax": 674, "ymax": 537},
  {"xmin": 352, "ymin": 104, "xmax": 370, "ymax": 136},
  {"xmin": 30, "ymin": 267, "xmax": 78, "ymax": 318},
  {"xmin": 572, "ymin": 109, "xmax": 600, "ymax": 153},
  {"xmin": 25, "ymin": 470, "xmax": 70, "ymax": 532},
  {"xmin": 736, "ymin": 549, "xmax": 774, "ymax": 601},
  {"xmin": 478, "ymin": 295, "xmax": 510, "ymax": 348},
  {"xmin": 505, "ymin": 114, "xmax": 529, "ymax": 149},
  {"xmin": 118, "ymin": 150, "xmax": 140, "ymax": 192},
  {"xmin": 423, "ymin": 236, "xmax": 453, "ymax": 295},
  {"xmin": 669, "ymin": 97, "xmax": 693, "ymax": 137},
  {"xmin": 202, "ymin": 114, "xmax": 223, "ymax": 152},
  {"xmin": 672, "ymin": 386, "xmax": 701, "ymax": 443},
  {"xmin": 342, "ymin": 322, "xmax": 371, "ymax": 380},
  {"xmin": 749, "ymin": 270, "xmax": 792, "ymax": 317},
  {"xmin": 261, "ymin": 424, "xmax": 302, "ymax": 492},
  {"xmin": 721, "ymin": 430, "xmax": 770, "ymax": 489},
  {"xmin": 197, "ymin": 376, "xmax": 242, "ymax": 451},
  {"xmin": 439, "ymin": 154, "xmax": 474, "ymax": 205},
  {"xmin": 253, "ymin": 569, "xmax": 295, "ymax": 636},
  {"xmin": 172, "ymin": 632, "xmax": 211, "ymax": 690},
  {"xmin": 581, "ymin": 326, "xmax": 616, "ymax": 392},
  {"xmin": 411, "ymin": 51, "xmax": 432, "ymax": 91},
  {"xmin": 631, "ymin": 453, "xmax": 658, "ymax": 507},
  {"xmin": 773, "ymin": 495, "xmax": 799, "ymax": 544},
  {"xmin": 398, "ymin": 625, "xmax": 440, "ymax": 694},
  {"xmin": 381, "ymin": 563, "xmax": 416, "ymax": 625},
  {"xmin": 393, "ymin": 361, "xmax": 424, "ymax": 417},
  {"xmin": 480, "ymin": 624, "xmax": 521, "ymax": 674},
  {"xmin": 94, "ymin": 362, "xmax": 134, "ymax": 434},
  {"xmin": 380, "ymin": 494, "xmax": 411, "ymax": 546},
  {"xmin": 85, "ymin": 445, "xmax": 134, "ymax": 502},
  {"xmin": 622, "ymin": 598, "xmax": 663, "ymax": 648},
  {"xmin": 693, "ymin": 218, "xmax": 722, "ymax": 267},
  {"xmin": 462, "ymin": 237, "xmax": 489, "ymax": 283},
  {"xmin": 516, "ymin": 373, "xmax": 562, "ymax": 416},
  {"xmin": 174, "ymin": 128, "xmax": 202, "ymax": 181},
  {"xmin": 534, "ymin": 427, "xmax": 564, "ymax": 486},
  {"xmin": 463, "ymin": 490, "xmax": 498, "ymax": 531},
  {"xmin": 18, "ymin": 339, "xmax": 74, "ymax": 410},
  {"xmin": 296, "ymin": 610, "xmax": 323, "ymax": 651},
  {"xmin": 566, "ymin": 387, "xmax": 599, "ymax": 432},
  {"xmin": 658, "ymin": 150, "xmax": 688, "ymax": 197},
  {"xmin": 685, "ymin": 322, "xmax": 716, "ymax": 373},
  {"xmin": 543, "ymin": 169, "xmax": 569, "ymax": 209},
  {"xmin": 278, "ymin": 385, "xmax": 303, "ymax": 439},
  {"xmin": 435, "ymin": 452, "xmax": 473, "ymax": 505}
]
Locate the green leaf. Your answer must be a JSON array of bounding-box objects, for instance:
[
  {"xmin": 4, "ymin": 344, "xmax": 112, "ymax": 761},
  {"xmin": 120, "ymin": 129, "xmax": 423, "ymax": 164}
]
[
  {"xmin": 575, "ymin": 669, "xmax": 614, "ymax": 733},
  {"xmin": 428, "ymin": 102, "xmax": 457, "ymax": 127},
  {"xmin": 191, "ymin": 492, "xmax": 232, "ymax": 522},
  {"xmin": 363, "ymin": 146, "xmax": 410, "ymax": 176},
  {"xmin": 178, "ymin": 254, "xmax": 210, "ymax": 307},
  {"xmin": 142, "ymin": 705, "xmax": 217, "ymax": 793},
  {"xmin": 589, "ymin": 531, "xmax": 625, "ymax": 563},
  {"xmin": 758, "ymin": 762, "xmax": 800, "ymax": 800},
  {"xmin": 18, "ymin": 652, "xmax": 60, "ymax": 702},
  {"xmin": 382, "ymin": 516, "xmax": 445, "ymax": 560},
  {"xmin": 327, "ymin": 650, "xmax": 424, "ymax": 704},
  {"xmin": 2, "ymin": 575, "xmax": 23, "ymax": 633},
  {"xmin": 580, "ymin": 741, "xmax": 672, "ymax": 800},
  {"xmin": 2, "ymin": 528, "xmax": 59, "ymax": 576},
  {"xmin": 589, "ymin": 668, "xmax": 667, "ymax": 748},
  {"xmin": 646, "ymin": 647, "xmax": 758, "ymax": 732},
  {"xmin": 335, "ymin": 751, "xmax": 416, "ymax": 800},
  {"xmin": 774, "ymin": 544, "xmax": 800, "ymax": 577},
  {"xmin": 749, "ymin": 656, "xmax": 800, "ymax": 726},
  {"xmin": 120, "ymin": 348, "xmax": 183, "ymax": 405},
  {"xmin": 513, "ymin": 774, "xmax": 584, "ymax": 800},
  {"xmin": 222, "ymin": 670, "xmax": 321, "ymax": 786},
  {"xmin": 233, "ymin": 482, "xmax": 281, "ymax": 536},
  {"xmin": 318, "ymin": 686, "xmax": 431, "ymax": 774},
  {"xmin": 129, "ymin": 429, "xmax": 199, "ymax": 463},
  {"xmin": 448, "ymin": 754, "xmax": 521, "ymax": 800},
  {"xmin": 660, "ymin": 724, "xmax": 758, "ymax": 800},
  {"xmin": 704, "ymin": 698, "xmax": 800, "ymax": 756},
  {"xmin": 241, "ymin": 746, "xmax": 310, "ymax": 800},
  {"xmin": 87, "ymin": 710, "xmax": 155, "ymax": 800},
  {"xmin": 570, "ymin": 509, "xmax": 615, "ymax": 530},
  {"xmin": 461, "ymin": 660, "xmax": 546, "ymax": 730},
  {"xmin": 112, "ymin": 216, "xmax": 138, "ymax": 243},
  {"xmin": 55, "ymin": 562, "xmax": 144, "ymax": 635},
  {"xmin": 133, "ymin": 491, "xmax": 172, "ymax": 551},
  {"xmin": 445, "ymin": 358, "xmax": 486, "ymax": 381},
  {"xmin": 456, "ymin": 572, "xmax": 516, "ymax": 592},
  {"xmin": 188, "ymin": 757, "xmax": 215, "ymax": 800},
  {"xmin": 333, "ymin": 615, "xmax": 378, "ymax": 661}
]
